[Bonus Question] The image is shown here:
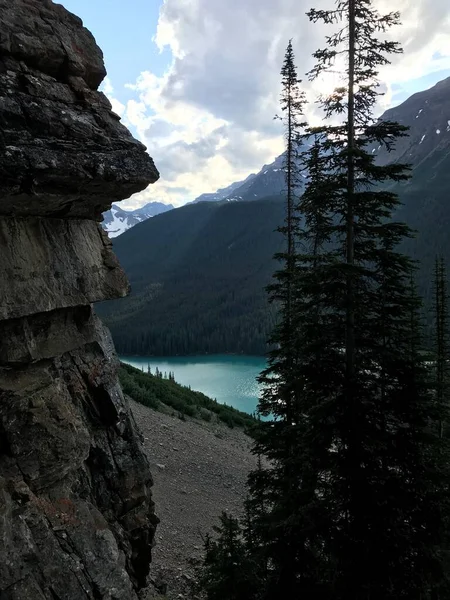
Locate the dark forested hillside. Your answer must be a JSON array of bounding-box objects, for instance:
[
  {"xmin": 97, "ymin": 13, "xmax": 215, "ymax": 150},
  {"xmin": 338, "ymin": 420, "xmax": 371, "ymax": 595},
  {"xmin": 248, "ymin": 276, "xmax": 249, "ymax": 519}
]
[
  {"xmin": 98, "ymin": 197, "xmax": 284, "ymax": 355},
  {"xmin": 98, "ymin": 78, "xmax": 450, "ymax": 357},
  {"xmin": 382, "ymin": 77, "xmax": 450, "ymax": 309}
]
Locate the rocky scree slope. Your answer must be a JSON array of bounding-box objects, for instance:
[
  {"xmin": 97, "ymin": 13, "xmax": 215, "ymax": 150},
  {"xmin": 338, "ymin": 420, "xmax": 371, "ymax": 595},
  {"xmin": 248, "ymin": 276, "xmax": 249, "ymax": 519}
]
[
  {"xmin": 130, "ymin": 399, "xmax": 257, "ymax": 600},
  {"xmin": 0, "ymin": 1, "xmax": 159, "ymax": 598}
]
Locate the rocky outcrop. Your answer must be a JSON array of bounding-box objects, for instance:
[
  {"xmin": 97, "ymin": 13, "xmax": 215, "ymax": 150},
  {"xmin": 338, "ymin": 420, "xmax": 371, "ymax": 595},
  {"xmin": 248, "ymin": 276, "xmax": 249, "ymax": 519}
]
[
  {"xmin": 0, "ymin": 1, "xmax": 159, "ymax": 598},
  {"xmin": 0, "ymin": 0, "xmax": 158, "ymax": 219}
]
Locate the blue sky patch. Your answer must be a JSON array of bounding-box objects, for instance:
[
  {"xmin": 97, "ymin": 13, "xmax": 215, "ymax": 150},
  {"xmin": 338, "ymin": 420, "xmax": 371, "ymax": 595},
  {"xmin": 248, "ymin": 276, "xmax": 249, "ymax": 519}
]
[{"xmin": 60, "ymin": 0, "xmax": 171, "ymax": 89}]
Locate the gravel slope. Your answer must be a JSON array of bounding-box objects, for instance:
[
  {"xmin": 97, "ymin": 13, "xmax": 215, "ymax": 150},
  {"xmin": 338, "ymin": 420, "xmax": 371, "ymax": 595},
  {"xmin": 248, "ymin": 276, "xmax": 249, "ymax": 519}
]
[{"xmin": 130, "ymin": 399, "xmax": 257, "ymax": 599}]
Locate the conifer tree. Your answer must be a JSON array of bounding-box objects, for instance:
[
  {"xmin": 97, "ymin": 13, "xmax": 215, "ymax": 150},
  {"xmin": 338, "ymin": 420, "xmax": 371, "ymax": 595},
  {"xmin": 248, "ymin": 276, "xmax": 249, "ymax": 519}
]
[
  {"xmin": 250, "ymin": 41, "xmax": 307, "ymax": 597},
  {"xmin": 277, "ymin": 39, "xmax": 305, "ymax": 328},
  {"xmin": 285, "ymin": 0, "xmax": 449, "ymax": 596},
  {"xmin": 195, "ymin": 513, "xmax": 261, "ymax": 600},
  {"xmin": 433, "ymin": 256, "xmax": 450, "ymax": 438},
  {"xmin": 258, "ymin": 40, "xmax": 306, "ymax": 421},
  {"xmin": 253, "ymin": 1, "xmax": 450, "ymax": 598},
  {"xmin": 243, "ymin": 455, "xmax": 269, "ymax": 575},
  {"xmin": 198, "ymin": 5, "xmax": 450, "ymax": 599}
]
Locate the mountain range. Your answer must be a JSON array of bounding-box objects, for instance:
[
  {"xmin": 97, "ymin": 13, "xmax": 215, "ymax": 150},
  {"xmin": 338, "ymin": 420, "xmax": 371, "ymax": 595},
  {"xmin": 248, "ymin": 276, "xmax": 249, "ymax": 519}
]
[
  {"xmin": 98, "ymin": 197, "xmax": 283, "ymax": 355},
  {"xmin": 192, "ymin": 153, "xmax": 289, "ymax": 204},
  {"xmin": 190, "ymin": 174, "xmax": 256, "ymax": 204},
  {"xmin": 380, "ymin": 76, "xmax": 450, "ymax": 310},
  {"xmin": 98, "ymin": 76, "xmax": 450, "ymax": 356},
  {"xmin": 102, "ymin": 152, "xmax": 288, "ymax": 237},
  {"xmin": 102, "ymin": 201, "xmax": 174, "ymax": 238}
]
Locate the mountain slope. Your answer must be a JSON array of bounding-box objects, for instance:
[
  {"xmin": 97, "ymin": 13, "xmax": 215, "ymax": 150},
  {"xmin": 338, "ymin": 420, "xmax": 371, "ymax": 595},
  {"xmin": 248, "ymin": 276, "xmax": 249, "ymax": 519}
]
[
  {"xmin": 373, "ymin": 76, "xmax": 450, "ymax": 168},
  {"xmin": 120, "ymin": 362, "xmax": 255, "ymax": 427},
  {"xmin": 191, "ymin": 153, "xmax": 290, "ymax": 206},
  {"xmin": 225, "ymin": 153, "xmax": 288, "ymax": 201},
  {"xmin": 98, "ymin": 197, "xmax": 284, "ymax": 355},
  {"xmin": 192, "ymin": 174, "xmax": 256, "ymax": 203},
  {"xmin": 99, "ymin": 77, "xmax": 450, "ymax": 355},
  {"xmin": 382, "ymin": 78, "xmax": 450, "ymax": 307},
  {"xmin": 193, "ymin": 78, "xmax": 450, "ymax": 208},
  {"xmin": 102, "ymin": 201, "xmax": 174, "ymax": 237}
]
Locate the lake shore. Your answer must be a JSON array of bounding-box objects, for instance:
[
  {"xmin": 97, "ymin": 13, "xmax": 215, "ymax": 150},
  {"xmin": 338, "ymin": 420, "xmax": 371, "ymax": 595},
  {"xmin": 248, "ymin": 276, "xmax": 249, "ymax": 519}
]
[{"xmin": 121, "ymin": 354, "xmax": 265, "ymax": 415}]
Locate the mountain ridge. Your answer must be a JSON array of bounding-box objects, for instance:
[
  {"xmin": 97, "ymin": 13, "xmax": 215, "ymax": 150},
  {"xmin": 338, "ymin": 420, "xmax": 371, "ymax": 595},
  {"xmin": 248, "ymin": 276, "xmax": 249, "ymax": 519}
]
[
  {"xmin": 98, "ymin": 196, "xmax": 284, "ymax": 355},
  {"xmin": 99, "ymin": 76, "xmax": 450, "ymax": 355},
  {"xmin": 102, "ymin": 77, "xmax": 450, "ymax": 240},
  {"xmin": 102, "ymin": 201, "xmax": 174, "ymax": 237},
  {"xmin": 373, "ymin": 76, "xmax": 450, "ymax": 168},
  {"xmin": 191, "ymin": 174, "xmax": 257, "ymax": 204}
]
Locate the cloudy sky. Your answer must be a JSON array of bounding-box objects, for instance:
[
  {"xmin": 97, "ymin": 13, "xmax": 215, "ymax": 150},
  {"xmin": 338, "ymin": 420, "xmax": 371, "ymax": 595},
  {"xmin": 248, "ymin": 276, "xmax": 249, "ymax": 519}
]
[{"xmin": 60, "ymin": 0, "xmax": 450, "ymax": 209}]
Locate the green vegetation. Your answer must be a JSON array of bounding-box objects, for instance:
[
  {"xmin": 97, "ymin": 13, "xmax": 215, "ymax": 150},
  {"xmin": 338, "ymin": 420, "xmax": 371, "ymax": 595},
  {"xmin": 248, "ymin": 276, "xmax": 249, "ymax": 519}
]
[
  {"xmin": 195, "ymin": 513, "xmax": 263, "ymax": 600},
  {"xmin": 433, "ymin": 256, "xmax": 450, "ymax": 438},
  {"xmin": 198, "ymin": 4, "xmax": 450, "ymax": 599},
  {"xmin": 119, "ymin": 362, "xmax": 256, "ymax": 431}
]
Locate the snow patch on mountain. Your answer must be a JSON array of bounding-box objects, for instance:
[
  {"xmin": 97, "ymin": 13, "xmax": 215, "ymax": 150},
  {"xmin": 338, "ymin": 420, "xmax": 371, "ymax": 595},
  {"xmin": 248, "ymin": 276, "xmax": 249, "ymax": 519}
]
[
  {"xmin": 187, "ymin": 78, "xmax": 450, "ymax": 215},
  {"xmin": 106, "ymin": 207, "xmax": 132, "ymax": 237},
  {"xmin": 102, "ymin": 202, "xmax": 174, "ymax": 238}
]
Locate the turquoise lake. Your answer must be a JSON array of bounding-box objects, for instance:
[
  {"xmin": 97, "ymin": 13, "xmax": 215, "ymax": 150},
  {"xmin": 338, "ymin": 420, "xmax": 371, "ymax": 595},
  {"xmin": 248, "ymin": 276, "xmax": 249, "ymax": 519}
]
[{"xmin": 120, "ymin": 355, "xmax": 266, "ymax": 415}]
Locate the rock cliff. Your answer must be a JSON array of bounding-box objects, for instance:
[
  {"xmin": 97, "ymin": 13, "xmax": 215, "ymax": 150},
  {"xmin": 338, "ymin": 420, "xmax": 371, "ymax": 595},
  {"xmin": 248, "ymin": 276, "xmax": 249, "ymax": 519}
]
[{"xmin": 0, "ymin": 1, "xmax": 160, "ymax": 598}]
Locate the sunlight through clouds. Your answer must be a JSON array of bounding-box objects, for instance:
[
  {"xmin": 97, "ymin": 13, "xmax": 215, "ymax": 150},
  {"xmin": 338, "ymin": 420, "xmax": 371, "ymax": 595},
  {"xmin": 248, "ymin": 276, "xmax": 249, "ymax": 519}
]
[{"xmin": 102, "ymin": 0, "xmax": 450, "ymax": 209}]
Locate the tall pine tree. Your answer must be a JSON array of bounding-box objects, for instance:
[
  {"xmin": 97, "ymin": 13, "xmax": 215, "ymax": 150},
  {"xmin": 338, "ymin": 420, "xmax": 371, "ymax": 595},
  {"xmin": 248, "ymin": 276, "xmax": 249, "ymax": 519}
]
[
  {"xmin": 252, "ymin": 1, "xmax": 450, "ymax": 598},
  {"xmin": 258, "ymin": 40, "xmax": 305, "ymax": 422},
  {"xmin": 433, "ymin": 256, "xmax": 450, "ymax": 439},
  {"xmin": 195, "ymin": 513, "xmax": 261, "ymax": 600},
  {"xmin": 198, "ymin": 4, "xmax": 450, "ymax": 599},
  {"xmin": 251, "ymin": 41, "xmax": 309, "ymax": 598}
]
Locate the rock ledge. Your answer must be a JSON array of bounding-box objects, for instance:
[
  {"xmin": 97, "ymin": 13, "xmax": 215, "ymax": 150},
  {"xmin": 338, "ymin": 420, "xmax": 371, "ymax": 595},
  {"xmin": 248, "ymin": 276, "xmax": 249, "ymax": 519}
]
[{"xmin": 0, "ymin": 2, "xmax": 159, "ymax": 598}]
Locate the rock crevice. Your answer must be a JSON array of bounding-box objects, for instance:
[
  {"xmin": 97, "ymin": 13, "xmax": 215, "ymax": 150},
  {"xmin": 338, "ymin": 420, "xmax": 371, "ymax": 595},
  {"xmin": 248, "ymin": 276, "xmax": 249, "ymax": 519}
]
[{"xmin": 0, "ymin": 1, "xmax": 159, "ymax": 598}]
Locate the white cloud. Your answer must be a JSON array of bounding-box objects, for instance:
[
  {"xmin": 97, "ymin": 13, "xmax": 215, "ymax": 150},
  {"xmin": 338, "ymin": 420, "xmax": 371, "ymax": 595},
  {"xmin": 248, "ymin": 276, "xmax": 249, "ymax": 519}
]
[
  {"xmin": 377, "ymin": 0, "xmax": 450, "ymax": 85},
  {"xmin": 100, "ymin": 77, "xmax": 126, "ymax": 117},
  {"xmin": 114, "ymin": 0, "xmax": 450, "ymax": 208},
  {"xmin": 102, "ymin": 76, "xmax": 114, "ymax": 96}
]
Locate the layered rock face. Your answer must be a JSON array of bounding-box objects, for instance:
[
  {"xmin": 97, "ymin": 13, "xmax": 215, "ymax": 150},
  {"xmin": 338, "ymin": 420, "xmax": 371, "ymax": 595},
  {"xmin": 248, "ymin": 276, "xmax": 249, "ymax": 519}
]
[{"xmin": 0, "ymin": 1, "xmax": 160, "ymax": 598}]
